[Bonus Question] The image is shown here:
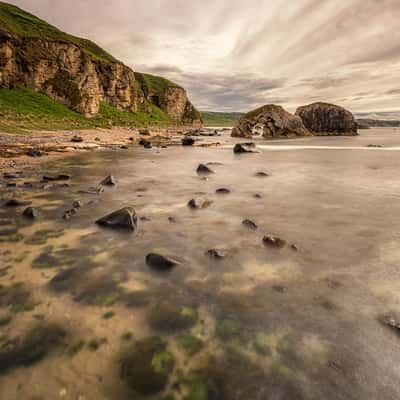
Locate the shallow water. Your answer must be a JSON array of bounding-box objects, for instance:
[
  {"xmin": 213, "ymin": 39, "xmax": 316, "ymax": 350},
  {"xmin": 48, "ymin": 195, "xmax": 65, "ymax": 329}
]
[{"xmin": 1, "ymin": 128, "xmax": 400, "ymax": 399}]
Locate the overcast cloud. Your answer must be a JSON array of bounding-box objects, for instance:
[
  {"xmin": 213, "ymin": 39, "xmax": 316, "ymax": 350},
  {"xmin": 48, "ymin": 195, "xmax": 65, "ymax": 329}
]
[{"xmin": 7, "ymin": 0, "xmax": 400, "ymax": 113}]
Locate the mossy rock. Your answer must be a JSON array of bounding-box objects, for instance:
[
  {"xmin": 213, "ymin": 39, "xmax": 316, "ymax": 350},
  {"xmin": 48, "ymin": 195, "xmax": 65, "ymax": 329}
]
[
  {"xmin": 253, "ymin": 333, "xmax": 273, "ymax": 356},
  {"xmin": 176, "ymin": 334, "xmax": 204, "ymax": 356},
  {"xmin": 0, "ymin": 323, "xmax": 66, "ymax": 374},
  {"xmin": 148, "ymin": 301, "xmax": 198, "ymax": 332},
  {"xmin": 185, "ymin": 382, "xmax": 208, "ymax": 400},
  {"xmin": 120, "ymin": 336, "xmax": 174, "ymax": 395}
]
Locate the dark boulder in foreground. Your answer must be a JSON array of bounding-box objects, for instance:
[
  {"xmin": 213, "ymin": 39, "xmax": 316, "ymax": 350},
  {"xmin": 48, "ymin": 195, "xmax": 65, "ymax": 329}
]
[
  {"xmin": 96, "ymin": 207, "xmax": 137, "ymax": 231},
  {"xmin": 232, "ymin": 104, "xmax": 309, "ymax": 139},
  {"xmin": 120, "ymin": 336, "xmax": 173, "ymax": 395},
  {"xmin": 146, "ymin": 253, "xmax": 179, "ymax": 271},
  {"xmin": 4, "ymin": 199, "xmax": 31, "ymax": 207},
  {"xmin": 182, "ymin": 137, "xmax": 195, "ymax": 146},
  {"xmin": 197, "ymin": 163, "xmax": 214, "ymax": 174},
  {"xmin": 295, "ymin": 102, "xmax": 358, "ymax": 136},
  {"xmin": 100, "ymin": 175, "xmax": 116, "ymax": 186}
]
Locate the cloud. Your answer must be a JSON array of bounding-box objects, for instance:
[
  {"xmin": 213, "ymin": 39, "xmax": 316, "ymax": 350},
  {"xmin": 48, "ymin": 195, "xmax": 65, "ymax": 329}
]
[{"xmin": 5, "ymin": 0, "xmax": 400, "ymax": 113}]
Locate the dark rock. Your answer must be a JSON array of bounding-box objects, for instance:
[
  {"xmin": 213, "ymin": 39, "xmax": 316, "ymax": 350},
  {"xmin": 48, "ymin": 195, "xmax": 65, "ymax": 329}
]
[
  {"xmin": 120, "ymin": 336, "xmax": 173, "ymax": 395},
  {"xmin": 100, "ymin": 175, "xmax": 116, "ymax": 186},
  {"xmin": 96, "ymin": 207, "xmax": 138, "ymax": 231},
  {"xmin": 262, "ymin": 235, "xmax": 286, "ymax": 248},
  {"xmin": 4, "ymin": 199, "xmax": 31, "ymax": 207},
  {"xmin": 295, "ymin": 102, "xmax": 358, "ymax": 136},
  {"xmin": 168, "ymin": 217, "xmax": 177, "ymax": 223},
  {"xmin": 71, "ymin": 135, "xmax": 83, "ymax": 143},
  {"xmin": 22, "ymin": 207, "xmax": 37, "ymax": 219},
  {"xmin": 72, "ymin": 200, "xmax": 82, "ymax": 208},
  {"xmin": 120, "ymin": 145, "xmax": 128, "ymax": 149},
  {"xmin": 366, "ymin": 144, "xmax": 384, "ymax": 148},
  {"xmin": 144, "ymin": 142, "xmax": 152, "ymax": 149},
  {"xmin": 6, "ymin": 183, "xmax": 16, "ymax": 187},
  {"xmin": 255, "ymin": 171, "xmax": 269, "ymax": 177},
  {"xmin": 182, "ymin": 137, "xmax": 195, "ymax": 146},
  {"xmin": 253, "ymin": 193, "xmax": 262, "ymax": 199},
  {"xmin": 3, "ymin": 173, "xmax": 20, "ymax": 179},
  {"xmin": 216, "ymin": 188, "xmax": 230, "ymax": 194},
  {"xmin": 232, "ymin": 104, "xmax": 309, "ymax": 138},
  {"xmin": 26, "ymin": 150, "xmax": 45, "ymax": 157},
  {"xmin": 63, "ymin": 208, "xmax": 77, "ymax": 220},
  {"xmin": 42, "ymin": 174, "xmax": 70, "ymax": 181},
  {"xmin": 291, "ymin": 244, "xmax": 299, "ymax": 251},
  {"xmin": 380, "ymin": 314, "xmax": 400, "ymax": 333},
  {"xmin": 196, "ymin": 164, "xmax": 214, "ymax": 175},
  {"xmin": 187, "ymin": 199, "xmax": 199, "ymax": 209},
  {"xmin": 139, "ymin": 216, "xmax": 151, "ymax": 222},
  {"xmin": 139, "ymin": 129, "xmax": 151, "ymax": 136},
  {"xmin": 94, "ymin": 137, "xmax": 101, "ymax": 141},
  {"xmin": 242, "ymin": 219, "xmax": 258, "ymax": 230},
  {"xmin": 206, "ymin": 249, "xmax": 225, "ymax": 259},
  {"xmin": 128, "ymin": 137, "xmax": 134, "ymax": 141},
  {"xmin": 146, "ymin": 253, "xmax": 179, "ymax": 271},
  {"xmin": 233, "ymin": 143, "xmax": 256, "ymax": 154}
]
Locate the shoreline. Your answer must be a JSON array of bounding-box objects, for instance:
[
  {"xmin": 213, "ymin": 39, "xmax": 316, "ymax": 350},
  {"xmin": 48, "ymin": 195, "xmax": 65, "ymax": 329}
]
[{"xmin": 0, "ymin": 126, "xmax": 198, "ymax": 173}]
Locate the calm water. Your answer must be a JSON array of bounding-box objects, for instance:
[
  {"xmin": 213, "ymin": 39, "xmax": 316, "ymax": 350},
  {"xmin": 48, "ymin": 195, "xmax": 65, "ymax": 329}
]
[{"xmin": 1, "ymin": 128, "xmax": 400, "ymax": 399}]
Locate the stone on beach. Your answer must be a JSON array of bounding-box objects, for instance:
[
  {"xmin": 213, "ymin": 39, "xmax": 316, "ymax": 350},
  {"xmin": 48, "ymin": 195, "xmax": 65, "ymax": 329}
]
[
  {"xmin": 233, "ymin": 143, "xmax": 256, "ymax": 154},
  {"xmin": 100, "ymin": 175, "xmax": 116, "ymax": 186},
  {"xmin": 182, "ymin": 137, "xmax": 195, "ymax": 146},
  {"xmin": 4, "ymin": 199, "xmax": 31, "ymax": 207},
  {"xmin": 146, "ymin": 253, "xmax": 179, "ymax": 271},
  {"xmin": 242, "ymin": 219, "xmax": 258, "ymax": 230},
  {"xmin": 96, "ymin": 207, "xmax": 138, "ymax": 231},
  {"xmin": 262, "ymin": 235, "xmax": 286, "ymax": 248},
  {"xmin": 22, "ymin": 206, "xmax": 37, "ymax": 219},
  {"xmin": 196, "ymin": 163, "xmax": 214, "ymax": 174}
]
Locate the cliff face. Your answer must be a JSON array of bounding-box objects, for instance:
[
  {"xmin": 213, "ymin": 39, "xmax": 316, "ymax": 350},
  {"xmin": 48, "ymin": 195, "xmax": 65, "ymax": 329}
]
[{"xmin": 0, "ymin": 2, "xmax": 201, "ymax": 124}]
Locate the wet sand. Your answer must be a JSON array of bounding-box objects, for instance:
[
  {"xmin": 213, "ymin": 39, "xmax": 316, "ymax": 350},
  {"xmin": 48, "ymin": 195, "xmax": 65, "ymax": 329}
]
[{"xmin": 0, "ymin": 127, "xmax": 400, "ymax": 399}]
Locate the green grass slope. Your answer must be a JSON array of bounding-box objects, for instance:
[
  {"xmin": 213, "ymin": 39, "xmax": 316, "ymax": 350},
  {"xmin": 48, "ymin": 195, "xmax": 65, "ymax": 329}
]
[
  {"xmin": 200, "ymin": 111, "xmax": 243, "ymax": 127},
  {"xmin": 0, "ymin": 1, "xmax": 116, "ymax": 62},
  {"xmin": 134, "ymin": 72, "xmax": 181, "ymax": 94},
  {"xmin": 0, "ymin": 87, "xmax": 175, "ymax": 133}
]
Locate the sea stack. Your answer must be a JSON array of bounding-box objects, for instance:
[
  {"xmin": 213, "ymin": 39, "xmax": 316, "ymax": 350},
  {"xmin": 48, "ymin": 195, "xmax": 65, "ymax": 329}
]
[{"xmin": 295, "ymin": 102, "xmax": 358, "ymax": 136}]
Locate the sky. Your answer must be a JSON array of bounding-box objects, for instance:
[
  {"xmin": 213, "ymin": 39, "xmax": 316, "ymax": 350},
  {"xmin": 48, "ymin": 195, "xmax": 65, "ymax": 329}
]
[{"xmin": 7, "ymin": 0, "xmax": 400, "ymax": 115}]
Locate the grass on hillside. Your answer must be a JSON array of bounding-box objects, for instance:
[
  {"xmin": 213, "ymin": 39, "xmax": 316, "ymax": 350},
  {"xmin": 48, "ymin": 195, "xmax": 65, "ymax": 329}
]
[
  {"xmin": 0, "ymin": 1, "xmax": 116, "ymax": 63},
  {"xmin": 135, "ymin": 72, "xmax": 181, "ymax": 94},
  {"xmin": 0, "ymin": 87, "xmax": 175, "ymax": 133},
  {"xmin": 200, "ymin": 111, "xmax": 243, "ymax": 127}
]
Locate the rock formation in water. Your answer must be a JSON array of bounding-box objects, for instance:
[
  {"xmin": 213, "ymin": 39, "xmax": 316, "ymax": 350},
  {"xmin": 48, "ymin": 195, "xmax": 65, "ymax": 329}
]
[
  {"xmin": 0, "ymin": 2, "xmax": 201, "ymax": 124},
  {"xmin": 295, "ymin": 102, "xmax": 358, "ymax": 136},
  {"xmin": 231, "ymin": 104, "xmax": 309, "ymax": 139}
]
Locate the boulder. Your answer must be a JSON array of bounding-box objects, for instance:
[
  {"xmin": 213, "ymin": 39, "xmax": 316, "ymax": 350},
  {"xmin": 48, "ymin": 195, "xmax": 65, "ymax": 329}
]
[
  {"xmin": 146, "ymin": 253, "xmax": 179, "ymax": 271},
  {"xmin": 232, "ymin": 105, "xmax": 309, "ymax": 139},
  {"xmin": 182, "ymin": 137, "xmax": 195, "ymax": 146},
  {"xmin": 196, "ymin": 164, "xmax": 214, "ymax": 175},
  {"xmin": 295, "ymin": 102, "xmax": 358, "ymax": 136},
  {"xmin": 100, "ymin": 175, "xmax": 116, "ymax": 186},
  {"xmin": 4, "ymin": 199, "xmax": 31, "ymax": 207},
  {"xmin": 233, "ymin": 143, "xmax": 256, "ymax": 154},
  {"xmin": 23, "ymin": 207, "xmax": 37, "ymax": 219},
  {"xmin": 96, "ymin": 207, "xmax": 137, "ymax": 231}
]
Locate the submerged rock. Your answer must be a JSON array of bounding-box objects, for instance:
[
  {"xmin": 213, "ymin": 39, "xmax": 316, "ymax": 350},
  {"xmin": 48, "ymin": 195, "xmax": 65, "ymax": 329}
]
[
  {"xmin": 242, "ymin": 219, "xmax": 258, "ymax": 230},
  {"xmin": 42, "ymin": 174, "xmax": 70, "ymax": 181},
  {"xmin": 146, "ymin": 253, "xmax": 179, "ymax": 271},
  {"xmin": 232, "ymin": 104, "xmax": 309, "ymax": 139},
  {"xmin": 262, "ymin": 235, "xmax": 286, "ymax": 248},
  {"xmin": 4, "ymin": 199, "xmax": 31, "ymax": 207},
  {"xmin": 120, "ymin": 336, "xmax": 173, "ymax": 395},
  {"xmin": 96, "ymin": 207, "xmax": 137, "ymax": 231},
  {"xmin": 22, "ymin": 207, "xmax": 37, "ymax": 219},
  {"xmin": 206, "ymin": 248, "xmax": 225, "ymax": 259},
  {"xmin": 295, "ymin": 102, "xmax": 358, "ymax": 136},
  {"xmin": 0, "ymin": 323, "xmax": 67, "ymax": 374},
  {"xmin": 197, "ymin": 163, "xmax": 214, "ymax": 175},
  {"xmin": 100, "ymin": 175, "xmax": 116, "ymax": 186},
  {"xmin": 216, "ymin": 188, "xmax": 230, "ymax": 194},
  {"xmin": 187, "ymin": 199, "xmax": 199, "ymax": 209}
]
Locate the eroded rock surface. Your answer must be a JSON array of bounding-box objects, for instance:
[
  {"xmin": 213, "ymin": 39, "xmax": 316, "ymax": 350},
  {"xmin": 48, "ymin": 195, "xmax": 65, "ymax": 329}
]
[
  {"xmin": 295, "ymin": 102, "xmax": 358, "ymax": 136},
  {"xmin": 232, "ymin": 105, "xmax": 309, "ymax": 139}
]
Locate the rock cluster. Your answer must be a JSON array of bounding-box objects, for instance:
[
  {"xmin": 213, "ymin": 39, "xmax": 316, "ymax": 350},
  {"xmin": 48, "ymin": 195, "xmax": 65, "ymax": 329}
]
[
  {"xmin": 232, "ymin": 105, "xmax": 309, "ymax": 139},
  {"xmin": 295, "ymin": 102, "xmax": 358, "ymax": 136}
]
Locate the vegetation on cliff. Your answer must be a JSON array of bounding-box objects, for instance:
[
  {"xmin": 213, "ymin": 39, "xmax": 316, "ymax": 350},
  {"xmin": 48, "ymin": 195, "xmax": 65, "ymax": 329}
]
[
  {"xmin": 0, "ymin": 1, "xmax": 116, "ymax": 62},
  {"xmin": 200, "ymin": 111, "xmax": 243, "ymax": 126},
  {"xmin": 0, "ymin": 87, "xmax": 175, "ymax": 133}
]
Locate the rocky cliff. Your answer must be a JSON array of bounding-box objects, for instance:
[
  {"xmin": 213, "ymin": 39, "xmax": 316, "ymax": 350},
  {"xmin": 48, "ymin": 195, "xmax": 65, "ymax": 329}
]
[
  {"xmin": 0, "ymin": 2, "xmax": 201, "ymax": 124},
  {"xmin": 232, "ymin": 104, "xmax": 310, "ymax": 139},
  {"xmin": 295, "ymin": 102, "xmax": 357, "ymax": 136}
]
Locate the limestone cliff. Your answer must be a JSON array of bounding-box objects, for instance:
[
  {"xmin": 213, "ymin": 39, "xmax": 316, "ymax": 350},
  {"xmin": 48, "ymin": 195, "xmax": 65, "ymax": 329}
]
[{"xmin": 0, "ymin": 2, "xmax": 201, "ymax": 124}]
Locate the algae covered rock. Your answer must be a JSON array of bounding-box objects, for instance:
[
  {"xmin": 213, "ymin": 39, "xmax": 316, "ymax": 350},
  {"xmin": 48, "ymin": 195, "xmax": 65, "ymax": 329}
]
[
  {"xmin": 295, "ymin": 102, "xmax": 358, "ymax": 136},
  {"xmin": 120, "ymin": 336, "xmax": 174, "ymax": 395},
  {"xmin": 232, "ymin": 105, "xmax": 309, "ymax": 139}
]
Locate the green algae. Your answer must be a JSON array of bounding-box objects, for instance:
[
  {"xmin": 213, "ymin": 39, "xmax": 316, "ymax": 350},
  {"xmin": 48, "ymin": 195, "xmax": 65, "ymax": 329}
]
[{"xmin": 176, "ymin": 334, "xmax": 204, "ymax": 356}]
